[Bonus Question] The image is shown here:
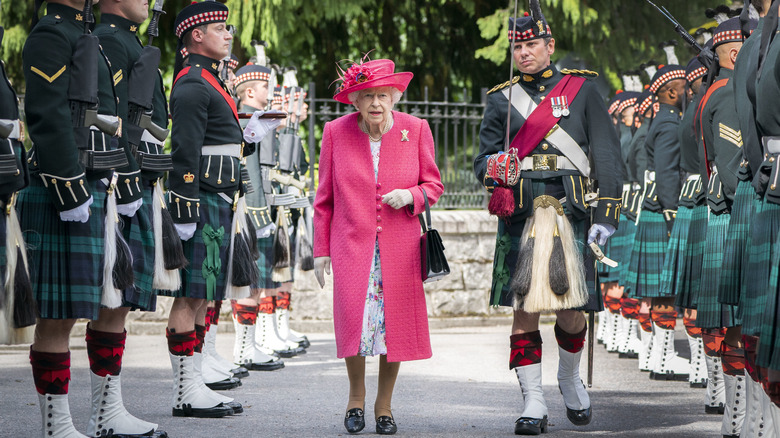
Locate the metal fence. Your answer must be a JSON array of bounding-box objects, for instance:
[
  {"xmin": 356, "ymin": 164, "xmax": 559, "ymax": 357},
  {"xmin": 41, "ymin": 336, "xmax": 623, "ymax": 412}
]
[{"xmin": 306, "ymin": 82, "xmax": 489, "ymax": 210}]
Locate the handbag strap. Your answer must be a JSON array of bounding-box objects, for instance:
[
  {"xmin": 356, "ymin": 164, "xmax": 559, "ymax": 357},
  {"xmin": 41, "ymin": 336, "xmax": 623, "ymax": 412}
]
[{"xmin": 418, "ymin": 187, "xmax": 431, "ymax": 232}]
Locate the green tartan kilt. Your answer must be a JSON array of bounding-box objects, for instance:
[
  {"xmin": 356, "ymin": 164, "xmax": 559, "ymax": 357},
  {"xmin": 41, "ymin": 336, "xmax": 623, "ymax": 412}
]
[
  {"xmin": 252, "ymin": 234, "xmax": 280, "ymax": 290},
  {"xmin": 756, "ymin": 239, "xmax": 780, "ymax": 369},
  {"xmin": 740, "ymin": 198, "xmax": 780, "ymax": 335},
  {"xmin": 617, "ymin": 218, "xmax": 638, "ymax": 291},
  {"xmin": 695, "ymin": 212, "xmax": 739, "ymax": 329},
  {"xmin": 718, "ymin": 181, "xmax": 756, "ymax": 306},
  {"xmin": 625, "ymin": 210, "xmax": 668, "ymax": 299},
  {"xmin": 598, "ymin": 215, "xmax": 628, "ymax": 283},
  {"xmin": 675, "ymin": 205, "xmax": 708, "ymax": 309},
  {"xmin": 120, "ymin": 183, "xmax": 156, "ymax": 311},
  {"xmin": 659, "ymin": 206, "xmax": 693, "ymax": 297},
  {"xmin": 158, "ymin": 191, "xmax": 233, "ymax": 301},
  {"xmin": 489, "ymin": 180, "xmax": 601, "ymax": 312},
  {"xmin": 18, "ymin": 177, "xmax": 108, "ymax": 320}
]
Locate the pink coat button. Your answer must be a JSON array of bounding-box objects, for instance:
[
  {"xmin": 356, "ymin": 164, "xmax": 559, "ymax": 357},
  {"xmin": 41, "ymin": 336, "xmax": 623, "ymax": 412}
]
[
  {"xmin": 376, "ymin": 204, "xmax": 382, "ymax": 211},
  {"xmin": 376, "ymin": 226, "xmax": 383, "ymax": 232},
  {"xmin": 376, "ymin": 215, "xmax": 381, "ymax": 222},
  {"xmin": 376, "ymin": 183, "xmax": 381, "ymax": 189},
  {"xmin": 376, "ymin": 194, "xmax": 382, "ymax": 200}
]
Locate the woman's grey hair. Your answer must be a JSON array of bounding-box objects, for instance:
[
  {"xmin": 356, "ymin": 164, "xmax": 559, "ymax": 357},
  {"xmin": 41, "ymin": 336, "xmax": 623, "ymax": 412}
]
[{"xmin": 349, "ymin": 88, "xmax": 404, "ymax": 107}]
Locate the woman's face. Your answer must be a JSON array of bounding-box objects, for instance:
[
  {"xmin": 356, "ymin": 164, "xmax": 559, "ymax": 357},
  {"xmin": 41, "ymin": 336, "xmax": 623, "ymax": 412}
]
[{"xmin": 355, "ymin": 87, "xmax": 394, "ymax": 128}]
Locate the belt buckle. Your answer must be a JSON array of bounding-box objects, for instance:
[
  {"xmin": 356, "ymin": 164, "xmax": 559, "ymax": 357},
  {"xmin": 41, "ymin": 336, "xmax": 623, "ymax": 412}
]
[{"xmin": 532, "ymin": 154, "xmax": 557, "ymax": 172}]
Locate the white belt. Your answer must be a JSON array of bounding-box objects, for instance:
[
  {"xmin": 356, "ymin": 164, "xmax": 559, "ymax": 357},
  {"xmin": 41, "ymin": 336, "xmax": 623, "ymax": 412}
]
[
  {"xmin": 141, "ymin": 129, "xmax": 164, "ymax": 145},
  {"xmin": 622, "ymin": 183, "xmax": 631, "ymax": 192},
  {"xmin": 644, "ymin": 170, "xmax": 656, "ymax": 183},
  {"xmin": 763, "ymin": 136, "xmax": 780, "ymax": 154},
  {"xmin": 686, "ymin": 174, "xmax": 701, "ymax": 182},
  {"xmin": 202, "ymin": 144, "xmax": 241, "ymax": 158},
  {"xmin": 0, "ymin": 119, "xmax": 22, "ymax": 140},
  {"xmin": 519, "ymin": 155, "xmax": 578, "ymax": 172}
]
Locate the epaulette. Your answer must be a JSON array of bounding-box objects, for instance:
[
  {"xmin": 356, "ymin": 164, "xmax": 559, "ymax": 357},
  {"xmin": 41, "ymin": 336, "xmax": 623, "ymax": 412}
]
[
  {"xmin": 561, "ymin": 68, "xmax": 599, "ymax": 78},
  {"xmin": 487, "ymin": 75, "xmax": 521, "ymax": 94}
]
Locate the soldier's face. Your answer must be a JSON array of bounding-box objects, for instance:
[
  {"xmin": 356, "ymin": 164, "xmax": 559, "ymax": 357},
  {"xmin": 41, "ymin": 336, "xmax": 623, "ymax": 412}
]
[
  {"xmin": 197, "ymin": 22, "xmax": 232, "ymax": 61},
  {"xmin": 120, "ymin": 0, "xmax": 148, "ymax": 23},
  {"xmin": 251, "ymin": 81, "xmax": 269, "ymax": 108},
  {"xmin": 620, "ymin": 106, "xmax": 635, "ymax": 127},
  {"xmin": 513, "ymin": 38, "xmax": 555, "ymax": 74}
]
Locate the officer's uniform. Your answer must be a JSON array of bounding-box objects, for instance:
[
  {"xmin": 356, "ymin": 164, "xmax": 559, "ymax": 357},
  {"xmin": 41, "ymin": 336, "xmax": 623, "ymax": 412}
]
[
  {"xmin": 474, "ymin": 8, "xmax": 621, "ymax": 434},
  {"xmin": 95, "ymin": 13, "xmax": 171, "ymax": 310}
]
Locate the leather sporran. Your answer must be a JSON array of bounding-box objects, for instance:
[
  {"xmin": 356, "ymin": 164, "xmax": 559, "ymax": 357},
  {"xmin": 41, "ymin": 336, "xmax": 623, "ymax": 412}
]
[{"xmin": 419, "ymin": 188, "xmax": 450, "ymax": 283}]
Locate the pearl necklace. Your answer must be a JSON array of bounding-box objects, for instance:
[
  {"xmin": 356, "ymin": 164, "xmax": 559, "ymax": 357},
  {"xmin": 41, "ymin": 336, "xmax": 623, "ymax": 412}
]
[{"xmin": 360, "ymin": 114, "xmax": 394, "ymax": 142}]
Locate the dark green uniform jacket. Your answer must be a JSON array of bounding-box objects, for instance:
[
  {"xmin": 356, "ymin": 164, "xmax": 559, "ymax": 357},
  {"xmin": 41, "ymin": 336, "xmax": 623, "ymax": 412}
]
[
  {"xmin": 168, "ymin": 53, "xmax": 244, "ymax": 224},
  {"xmin": 474, "ymin": 65, "xmax": 623, "ymax": 233},
  {"xmin": 733, "ymin": 17, "xmax": 765, "ymax": 190},
  {"xmin": 0, "ymin": 28, "xmax": 28, "ymax": 200},
  {"xmin": 643, "ymin": 102, "xmax": 683, "ymax": 213},
  {"xmin": 628, "ymin": 116, "xmax": 651, "ymax": 186},
  {"xmin": 95, "ymin": 14, "xmax": 169, "ymax": 190},
  {"xmin": 700, "ymin": 68, "xmax": 743, "ymax": 208},
  {"xmin": 23, "ymin": 3, "xmax": 120, "ymax": 211}
]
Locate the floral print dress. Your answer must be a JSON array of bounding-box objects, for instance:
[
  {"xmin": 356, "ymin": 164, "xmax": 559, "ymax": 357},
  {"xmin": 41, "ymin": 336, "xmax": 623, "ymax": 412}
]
[{"xmin": 358, "ymin": 139, "xmax": 387, "ymax": 356}]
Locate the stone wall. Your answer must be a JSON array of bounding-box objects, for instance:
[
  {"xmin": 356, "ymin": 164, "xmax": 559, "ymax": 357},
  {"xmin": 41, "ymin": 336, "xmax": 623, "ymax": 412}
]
[{"xmin": 123, "ymin": 210, "xmax": 511, "ymax": 333}]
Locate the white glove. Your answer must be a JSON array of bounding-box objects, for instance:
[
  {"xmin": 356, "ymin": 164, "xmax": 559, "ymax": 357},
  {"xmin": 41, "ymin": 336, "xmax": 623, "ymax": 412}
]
[
  {"xmin": 587, "ymin": 223, "xmax": 616, "ymax": 246},
  {"xmin": 116, "ymin": 198, "xmax": 143, "ymax": 217},
  {"xmin": 314, "ymin": 256, "xmax": 331, "ymax": 288},
  {"xmin": 243, "ymin": 110, "xmax": 284, "ymax": 143},
  {"xmin": 381, "ymin": 189, "xmax": 414, "ymax": 210},
  {"xmin": 257, "ymin": 222, "xmax": 276, "ymax": 239},
  {"xmin": 175, "ymin": 223, "xmax": 197, "ymax": 241},
  {"xmin": 60, "ymin": 196, "xmax": 93, "ymax": 223}
]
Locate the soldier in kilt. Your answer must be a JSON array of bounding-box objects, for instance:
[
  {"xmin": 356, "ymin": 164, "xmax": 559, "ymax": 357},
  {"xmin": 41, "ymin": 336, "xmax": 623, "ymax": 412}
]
[
  {"xmin": 161, "ymin": 1, "xmax": 278, "ymax": 418},
  {"xmin": 728, "ymin": 1, "xmax": 778, "ymax": 433},
  {"xmin": 754, "ymin": 0, "xmax": 780, "ymax": 426},
  {"xmin": 20, "ymin": 1, "xmax": 167, "ymax": 436},
  {"xmin": 624, "ymin": 64, "xmax": 691, "ymax": 381},
  {"xmin": 230, "ymin": 63, "xmax": 288, "ymax": 370},
  {"xmin": 695, "ymin": 18, "xmax": 758, "ymax": 435},
  {"xmin": 474, "ymin": 4, "xmax": 623, "ymax": 434},
  {"xmin": 0, "ymin": 22, "xmax": 32, "ymax": 345}
]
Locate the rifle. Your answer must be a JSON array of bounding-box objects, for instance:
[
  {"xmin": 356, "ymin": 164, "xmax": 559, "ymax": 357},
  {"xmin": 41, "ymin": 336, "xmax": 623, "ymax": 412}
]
[
  {"xmin": 126, "ymin": 0, "xmax": 169, "ymax": 146},
  {"xmin": 645, "ymin": 0, "xmax": 715, "ymax": 71}
]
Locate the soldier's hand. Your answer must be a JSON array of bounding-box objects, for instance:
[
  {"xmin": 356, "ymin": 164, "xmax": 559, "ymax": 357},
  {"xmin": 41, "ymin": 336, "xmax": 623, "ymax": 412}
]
[
  {"xmin": 174, "ymin": 223, "xmax": 197, "ymax": 241},
  {"xmin": 314, "ymin": 256, "xmax": 331, "ymax": 288},
  {"xmin": 243, "ymin": 110, "xmax": 283, "ymax": 143},
  {"xmin": 59, "ymin": 196, "xmax": 93, "ymax": 223},
  {"xmin": 382, "ymin": 189, "xmax": 414, "ymax": 209},
  {"xmin": 587, "ymin": 223, "xmax": 616, "ymax": 246},
  {"xmin": 116, "ymin": 198, "xmax": 143, "ymax": 217}
]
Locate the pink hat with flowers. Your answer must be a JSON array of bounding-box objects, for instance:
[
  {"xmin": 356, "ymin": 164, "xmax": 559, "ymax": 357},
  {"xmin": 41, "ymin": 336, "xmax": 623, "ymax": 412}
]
[{"xmin": 333, "ymin": 58, "xmax": 413, "ymax": 104}]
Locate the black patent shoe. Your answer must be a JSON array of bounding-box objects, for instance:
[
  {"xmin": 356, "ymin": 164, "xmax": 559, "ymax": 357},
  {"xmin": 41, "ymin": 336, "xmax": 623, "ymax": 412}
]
[
  {"xmin": 566, "ymin": 406, "xmax": 592, "ymax": 426},
  {"xmin": 225, "ymin": 400, "xmax": 243, "ymax": 414},
  {"xmin": 230, "ymin": 366, "xmax": 250, "ymax": 378},
  {"xmin": 96, "ymin": 429, "xmax": 169, "ymax": 437},
  {"xmin": 205, "ymin": 376, "xmax": 241, "ymax": 390},
  {"xmin": 376, "ymin": 416, "xmax": 397, "ymax": 435},
  {"xmin": 171, "ymin": 403, "xmax": 233, "ymax": 418},
  {"xmin": 705, "ymin": 404, "xmax": 725, "ymax": 415},
  {"xmin": 344, "ymin": 408, "xmax": 365, "ymax": 434},
  {"xmin": 514, "ymin": 416, "xmax": 548, "ymax": 435}
]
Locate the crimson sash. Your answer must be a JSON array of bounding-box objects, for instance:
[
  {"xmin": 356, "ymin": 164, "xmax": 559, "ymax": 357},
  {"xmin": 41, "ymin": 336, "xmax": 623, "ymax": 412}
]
[
  {"xmin": 507, "ymin": 75, "xmax": 586, "ymax": 160},
  {"xmin": 696, "ymin": 78, "xmax": 729, "ymax": 178},
  {"xmin": 174, "ymin": 66, "xmax": 239, "ymax": 125}
]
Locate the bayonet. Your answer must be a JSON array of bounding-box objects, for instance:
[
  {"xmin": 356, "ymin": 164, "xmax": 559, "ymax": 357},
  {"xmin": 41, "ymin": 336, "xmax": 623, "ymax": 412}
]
[{"xmin": 147, "ymin": 0, "xmax": 165, "ymax": 46}]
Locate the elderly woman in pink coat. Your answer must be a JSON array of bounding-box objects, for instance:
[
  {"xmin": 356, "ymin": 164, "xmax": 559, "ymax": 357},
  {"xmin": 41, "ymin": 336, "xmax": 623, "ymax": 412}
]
[{"xmin": 313, "ymin": 58, "xmax": 443, "ymax": 435}]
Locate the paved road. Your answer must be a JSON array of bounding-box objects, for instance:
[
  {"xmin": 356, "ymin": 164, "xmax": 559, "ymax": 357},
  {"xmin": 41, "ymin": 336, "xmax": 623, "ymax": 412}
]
[{"xmin": 0, "ymin": 323, "xmax": 719, "ymax": 437}]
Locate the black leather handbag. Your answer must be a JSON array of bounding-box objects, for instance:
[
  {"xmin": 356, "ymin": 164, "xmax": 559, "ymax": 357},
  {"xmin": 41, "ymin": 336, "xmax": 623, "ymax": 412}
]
[{"xmin": 419, "ymin": 188, "xmax": 450, "ymax": 283}]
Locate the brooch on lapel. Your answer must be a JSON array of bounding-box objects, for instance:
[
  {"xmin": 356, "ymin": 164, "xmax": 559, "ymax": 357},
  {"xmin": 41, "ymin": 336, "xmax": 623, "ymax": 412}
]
[{"xmin": 401, "ymin": 129, "xmax": 409, "ymax": 142}]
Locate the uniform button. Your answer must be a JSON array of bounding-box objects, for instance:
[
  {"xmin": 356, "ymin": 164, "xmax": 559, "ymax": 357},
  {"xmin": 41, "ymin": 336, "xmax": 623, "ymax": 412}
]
[
  {"xmin": 376, "ymin": 183, "xmax": 381, "ymax": 189},
  {"xmin": 542, "ymin": 143, "xmax": 549, "ymax": 151},
  {"xmin": 376, "ymin": 194, "xmax": 382, "ymax": 200},
  {"xmin": 376, "ymin": 226, "xmax": 383, "ymax": 233},
  {"xmin": 539, "ymin": 85, "xmax": 545, "ymax": 92},
  {"xmin": 377, "ymin": 215, "xmax": 381, "ymax": 222},
  {"xmin": 376, "ymin": 204, "xmax": 382, "ymax": 211}
]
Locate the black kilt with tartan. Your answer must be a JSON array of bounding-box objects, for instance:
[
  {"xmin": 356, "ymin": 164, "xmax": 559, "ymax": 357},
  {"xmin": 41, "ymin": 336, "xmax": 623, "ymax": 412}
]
[
  {"xmin": 121, "ymin": 183, "xmax": 156, "ymax": 311},
  {"xmin": 659, "ymin": 206, "xmax": 693, "ymax": 297},
  {"xmin": 616, "ymin": 217, "xmax": 637, "ymax": 291},
  {"xmin": 625, "ymin": 210, "xmax": 667, "ymax": 299},
  {"xmin": 740, "ymin": 198, "xmax": 780, "ymax": 336},
  {"xmin": 489, "ymin": 179, "xmax": 601, "ymax": 312},
  {"xmin": 695, "ymin": 212, "xmax": 739, "ymax": 329},
  {"xmin": 19, "ymin": 177, "xmax": 108, "ymax": 320},
  {"xmin": 756, "ymin": 235, "xmax": 780, "ymax": 369},
  {"xmin": 718, "ymin": 179, "xmax": 756, "ymax": 306},
  {"xmin": 674, "ymin": 205, "xmax": 707, "ymax": 309},
  {"xmin": 599, "ymin": 214, "xmax": 627, "ymax": 283},
  {"xmin": 158, "ymin": 191, "xmax": 233, "ymax": 301},
  {"xmin": 252, "ymin": 234, "xmax": 280, "ymax": 289}
]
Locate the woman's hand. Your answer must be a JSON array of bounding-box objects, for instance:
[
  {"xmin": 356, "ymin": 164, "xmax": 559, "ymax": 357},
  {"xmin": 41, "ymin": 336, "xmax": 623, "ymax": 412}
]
[
  {"xmin": 314, "ymin": 256, "xmax": 331, "ymax": 288},
  {"xmin": 381, "ymin": 189, "xmax": 413, "ymax": 209}
]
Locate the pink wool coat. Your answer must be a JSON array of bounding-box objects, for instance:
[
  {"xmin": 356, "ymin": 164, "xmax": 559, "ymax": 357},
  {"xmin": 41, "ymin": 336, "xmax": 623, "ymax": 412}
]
[{"xmin": 313, "ymin": 111, "xmax": 444, "ymax": 362}]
